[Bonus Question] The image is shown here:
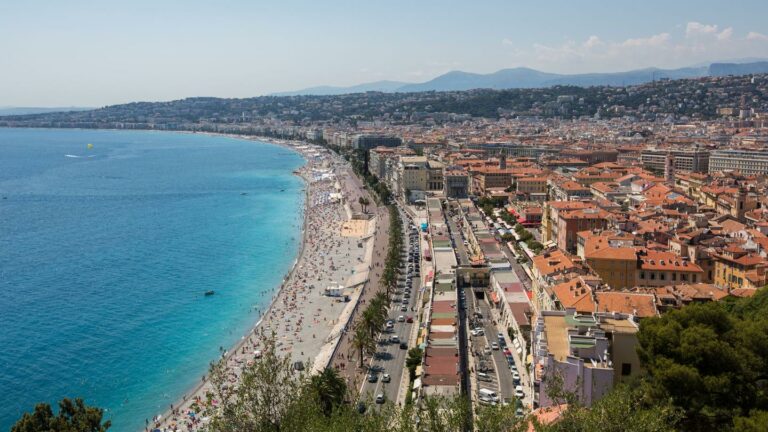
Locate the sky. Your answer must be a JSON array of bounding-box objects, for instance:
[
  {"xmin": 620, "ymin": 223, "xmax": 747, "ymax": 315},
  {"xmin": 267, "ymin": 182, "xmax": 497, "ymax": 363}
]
[{"xmin": 2, "ymin": 0, "xmax": 768, "ymax": 107}]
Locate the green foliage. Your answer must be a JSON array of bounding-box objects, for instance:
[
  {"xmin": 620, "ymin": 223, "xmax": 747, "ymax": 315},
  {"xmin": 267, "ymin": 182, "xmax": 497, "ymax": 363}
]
[
  {"xmin": 637, "ymin": 289, "xmax": 768, "ymax": 431},
  {"xmin": 733, "ymin": 410, "xmax": 768, "ymax": 432},
  {"xmin": 538, "ymin": 385, "xmax": 680, "ymax": 432},
  {"xmin": 11, "ymin": 398, "xmax": 111, "ymax": 432},
  {"xmin": 405, "ymin": 347, "xmax": 423, "ymax": 380},
  {"xmin": 309, "ymin": 368, "xmax": 348, "ymax": 417}
]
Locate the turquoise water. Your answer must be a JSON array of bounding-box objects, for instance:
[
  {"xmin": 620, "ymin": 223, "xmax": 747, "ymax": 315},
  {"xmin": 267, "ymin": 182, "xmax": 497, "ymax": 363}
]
[{"xmin": 0, "ymin": 129, "xmax": 305, "ymax": 431}]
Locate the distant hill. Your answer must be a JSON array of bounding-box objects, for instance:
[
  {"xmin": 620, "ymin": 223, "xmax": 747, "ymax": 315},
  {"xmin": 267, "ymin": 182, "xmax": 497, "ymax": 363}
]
[
  {"xmin": 709, "ymin": 61, "xmax": 768, "ymax": 76},
  {"xmin": 274, "ymin": 60, "xmax": 768, "ymax": 95},
  {"xmin": 0, "ymin": 107, "xmax": 93, "ymax": 116},
  {"xmin": 271, "ymin": 80, "xmax": 408, "ymax": 96}
]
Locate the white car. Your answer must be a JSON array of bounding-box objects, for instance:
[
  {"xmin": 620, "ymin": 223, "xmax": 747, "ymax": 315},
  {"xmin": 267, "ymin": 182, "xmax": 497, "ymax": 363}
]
[
  {"xmin": 491, "ymin": 342, "xmax": 500, "ymax": 350},
  {"xmin": 397, "ymin": 315, "xmax": 405, "ymax": 322},
  {"xmin": 382, "ymin": 373, "xmax": 391, "ymax": 383},
  {"xmin": 515, "ymin": 385, "xmax": 524, "ymax": 398}
]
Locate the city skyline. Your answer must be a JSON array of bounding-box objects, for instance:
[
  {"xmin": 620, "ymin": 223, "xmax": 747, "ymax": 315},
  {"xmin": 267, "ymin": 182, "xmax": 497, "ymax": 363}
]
[{"xmin": 2, "ymin": 0, "xmax": 768, "ymax": 106}]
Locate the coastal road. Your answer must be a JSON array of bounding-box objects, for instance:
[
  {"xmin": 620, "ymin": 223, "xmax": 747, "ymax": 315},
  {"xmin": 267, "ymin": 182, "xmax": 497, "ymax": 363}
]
[{"xmin": 360, "ymin": 217, "xmax": 421, "ymax": 406}]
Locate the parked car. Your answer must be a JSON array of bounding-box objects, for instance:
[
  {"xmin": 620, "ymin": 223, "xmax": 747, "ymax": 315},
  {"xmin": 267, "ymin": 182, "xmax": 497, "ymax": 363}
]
[
  {"xmin": 375, "ymin": 393, "xmax": 385, "ymax": 404},
  {"xmin": 399, "ymin": 342, "xmax": 408, "ymax": 349},
  {"xmin": 491, "ymin": 342, "xmax": 500, "ymax": 350},
  {"xmin": 390, "ymin": 335, "xmax": 400, "ymax": 344},
  {"xmin": 367, "ymin": 373, "xmax": 378, "ymax": 383},
  {"xmin": 514, "ymin": 385, "xmax": 524, "ymax": 398},
  {"xmin": 397, "ymin": 315, "xmax": 405, "ymax": 322},
  {"xmin": 382, "ymin": 373, "xmax": 391, "ymax": 383},
  {"xmin": 406, "ymin": 316, "xmax": 413, "ymax": 323}
]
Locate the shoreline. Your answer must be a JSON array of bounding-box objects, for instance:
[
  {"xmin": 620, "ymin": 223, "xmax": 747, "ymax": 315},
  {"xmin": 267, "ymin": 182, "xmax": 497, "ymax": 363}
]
[
  {"xmin": 148, "ymin": 134, "xmax": 313, "ymax": 430},
  {"xmin": 149, "ymin": 133, "xmax": 370, "ymax": 432}
]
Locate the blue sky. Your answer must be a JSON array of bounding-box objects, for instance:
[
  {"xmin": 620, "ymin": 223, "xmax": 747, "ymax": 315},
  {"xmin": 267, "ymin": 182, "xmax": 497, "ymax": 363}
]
[{"xmin": 1, "ymin": 0, "xmax": 768, "ymax": 106}]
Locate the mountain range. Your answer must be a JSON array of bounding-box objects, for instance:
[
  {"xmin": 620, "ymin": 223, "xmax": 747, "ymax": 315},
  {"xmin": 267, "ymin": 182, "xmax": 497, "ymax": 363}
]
[{"xmin": 272, "ymin": 61, "xmax": 768, "ymax": 96}]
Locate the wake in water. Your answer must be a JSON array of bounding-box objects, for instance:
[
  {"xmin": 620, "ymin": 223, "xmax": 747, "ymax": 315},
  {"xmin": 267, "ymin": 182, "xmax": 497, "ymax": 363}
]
[{"xmin": 65, "ymin": 154, "xmax": 96, "ymax": 158}]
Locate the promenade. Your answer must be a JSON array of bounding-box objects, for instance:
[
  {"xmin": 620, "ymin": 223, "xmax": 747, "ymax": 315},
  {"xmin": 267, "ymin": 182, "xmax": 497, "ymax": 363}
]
[{"xmin": 327, "ymin": 166, "xmax": 391, "ymax": 391}]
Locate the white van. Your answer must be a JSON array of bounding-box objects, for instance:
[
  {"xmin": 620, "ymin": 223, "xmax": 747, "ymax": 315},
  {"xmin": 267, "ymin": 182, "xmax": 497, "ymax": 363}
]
[{"xmin": 479, "ymin": 388, "xmax": 500, "ymax": 403}]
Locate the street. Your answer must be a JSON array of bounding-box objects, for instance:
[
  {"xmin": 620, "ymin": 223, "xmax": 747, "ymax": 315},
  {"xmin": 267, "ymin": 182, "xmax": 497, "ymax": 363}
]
[{"xmin": 359, "ymin": 207, "xmax": 421, "ymax": 406}]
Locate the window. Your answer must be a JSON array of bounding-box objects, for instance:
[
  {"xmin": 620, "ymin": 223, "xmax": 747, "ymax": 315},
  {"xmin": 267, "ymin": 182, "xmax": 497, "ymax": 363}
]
[
  {"xmin": 672, "ymin": 273, "xmax": 677, "ymax": 281},
  {"xmin": 622, "ymin": 363, "xmax": 632, "ymax": 376},
  {"xmin": 660, "ymin": 273, "xmax": 665, "ymax": 281},
  {"xmin": 650, "ymin": 272, "xmax": 656, "ymax": 280},
  {"xmin": 639, "ymin": 271, "xmax": 645, "ymax": 279}
]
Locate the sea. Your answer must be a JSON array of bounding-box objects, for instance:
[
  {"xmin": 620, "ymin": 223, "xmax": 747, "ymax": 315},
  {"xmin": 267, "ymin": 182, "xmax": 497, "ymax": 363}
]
[{"xmin": 0, "ymin": 128, "xmax": 306, "ymax": 431}]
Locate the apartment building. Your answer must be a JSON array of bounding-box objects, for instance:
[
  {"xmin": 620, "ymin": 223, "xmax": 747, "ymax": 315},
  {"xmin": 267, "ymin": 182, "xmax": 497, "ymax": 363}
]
[
  {"xmin": 352, "ymin": 134, "xmax": 402, "ymax": 151},
  {"xmin": 709, "ymin": 149, "xmax": 768, "ymax": 175},
  {"xmin": 397, "ymin": 156, "xmax": 444, "ymax": 202},
  {"xmin": 641, "ymin": 148, "xmax": 710, "ymax": 173},
  {"xmin": 712, "ymin": 245, "xmax": 767, "ymax": 290},
  {"xmin": 556, "ymin": 208, "xmax": 610, "ymax": 253},
  {"xmin": 548, "ymin": 179, "xmax": 593, "ymax": 202},
  {"xmin": 532, "ymin": 309, "xmax": 641, "ymax": 408},
  {"xmin": 541, "ymin": 201, "xmax": 597, "ymax": 245}
]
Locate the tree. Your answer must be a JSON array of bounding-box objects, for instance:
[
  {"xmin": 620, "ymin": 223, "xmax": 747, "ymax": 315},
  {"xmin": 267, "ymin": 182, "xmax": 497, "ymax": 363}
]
[
  {"xmin": 405, "ymin": 347, "xmax": 423, "ymax": 380},
  {"xmin": 351, "ymin": 323, "xmax": 376, "ymax": 368},
  {"xmin": 309, "ymin": 368, "xmax": 348, "ymax": 417},
  {"xmin": 539, "ymin": 385, "xmax": 680, "ymax": 432},
  {"xmin": 206, "ymin": 332, "xmax": 303, "ymax": 432},
  {"xmin": 636, "ymin": 291, "xmax": 768, "ymax": 431},
  {"xmin": 11, "ymin": 398, "xmax": 111, "ymax": 432}
]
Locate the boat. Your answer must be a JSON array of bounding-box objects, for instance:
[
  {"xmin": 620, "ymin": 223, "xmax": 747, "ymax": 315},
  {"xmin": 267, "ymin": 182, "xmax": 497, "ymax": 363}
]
[
  {"xmin": 240, "ymin": 192, "xmax": 248, "ymax": 196},
  {"xmin": 281, "ymin": 189, "xmax": 285, "ymax": 192},
  {"xmin": 204, "ymin": 290, "xmax": 215, "ymax": 296}
]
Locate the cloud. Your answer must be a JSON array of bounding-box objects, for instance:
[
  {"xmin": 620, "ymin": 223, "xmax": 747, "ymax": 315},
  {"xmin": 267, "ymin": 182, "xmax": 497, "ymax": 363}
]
[
  {"xmin": 717, "ymin": 27, "xmax": 733, "ymax": 41},
  {"xmin": 502, "ymin": 38, "xmax": 515, "ymax": 46},
  {"xmin": 522, "ymin": 22, "xmax": 768, "ymax": 73},
  {"xmin": 747, "ymin": 31, "xmax": 768, "ymax": 41},
  {"xmin": 622, "ymin": 32, "xmax": 670, "ymax": 48},
  {"xmin": 686, "ymin": 22, "xmax": 718, "ymax": 37},
  {"xmin": 584, "ymin": 35, "xmax": 602, "ymax": 48}
]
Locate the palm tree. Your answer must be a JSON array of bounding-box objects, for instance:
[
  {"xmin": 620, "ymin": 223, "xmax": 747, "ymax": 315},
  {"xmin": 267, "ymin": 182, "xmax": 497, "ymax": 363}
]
[
  {"xmin": 351, "ymin": 323, "xmax": 375, "ymax": 368},
  {"xmin": 362, "ymin": 302, "xmax": 386, "ymax": 338},
  {"xmin": 358, "ymin": 196, "xmax": 370, "ymax": 213},
  {"xmin": 309, "ymin": 368, "xmax": 347, "ymax": 417}
]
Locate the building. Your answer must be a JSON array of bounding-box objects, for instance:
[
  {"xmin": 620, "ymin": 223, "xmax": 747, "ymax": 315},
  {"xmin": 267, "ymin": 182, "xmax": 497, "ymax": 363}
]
[
  {"xmin": 517, "ymin": 176, "xmax": 549, "ymax": 198},
  {"xmin": 556, "ymin": 208, "xmax": 610, "ymax": 253},
  {"xmin": 353, "ymin": 134, "xmax": 402, "ymax": 151},
  {"xmin": 709, "ymin": 149, "xmax": 768, "ymax": 175},
  {"xmin": 712, "ymin": 245, "xmax": 767, "ymax": 290},
  {"xmin": 397, "ymin": 156, "xmax": 444, "ymax": 202},
  {"xmin": 444, "ymin": 168, "xmax": 470, "ymax": 199},
  {"xmin": 532, "ymin": 309, "xmax": 641, "ymax": 408},
  {"xmin": 541, "ymin": 201, "xmax": 597, "ymax": 246},
  {"xmin": 641, "ymin": 148, "xmax": 710, "ymax": 173},
  {"xmin": 549, "ymin": 179, "xmax": 593, "ymax": 202}
]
